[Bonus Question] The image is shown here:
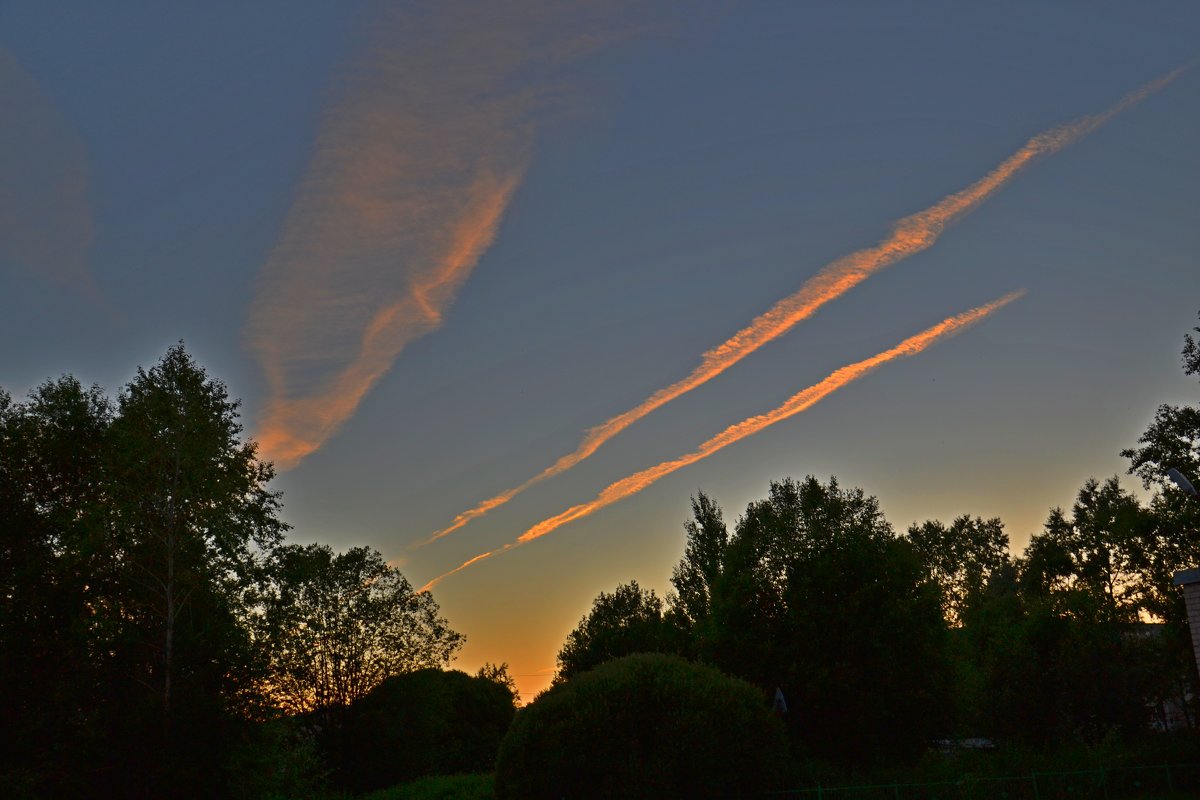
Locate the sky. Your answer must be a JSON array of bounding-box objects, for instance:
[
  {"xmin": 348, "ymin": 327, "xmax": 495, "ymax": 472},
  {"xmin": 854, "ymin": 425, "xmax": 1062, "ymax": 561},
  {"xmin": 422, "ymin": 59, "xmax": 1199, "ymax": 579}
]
[{"xmin": 2, "ymin": 1, "xmax": 1197, "ymax": 699}]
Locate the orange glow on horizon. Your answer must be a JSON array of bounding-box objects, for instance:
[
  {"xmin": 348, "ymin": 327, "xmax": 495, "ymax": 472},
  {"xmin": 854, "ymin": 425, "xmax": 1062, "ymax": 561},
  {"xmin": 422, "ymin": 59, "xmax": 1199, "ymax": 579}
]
[
  {"xmin": 421, "ymin": 67, "xmax": 1182, "ymax": 546},
  {"xmin": 419, "ymin": 290, "xmax": 1024, "ymax": 592}
]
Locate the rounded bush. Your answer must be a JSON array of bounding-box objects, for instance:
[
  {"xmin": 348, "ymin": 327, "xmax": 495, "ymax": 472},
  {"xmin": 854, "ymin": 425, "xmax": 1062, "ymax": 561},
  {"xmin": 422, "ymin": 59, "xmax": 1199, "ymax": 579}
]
[
  {"xmin": 340, "ymin": 669, "xmax": 515, "ymax": 793},
  {"xmin": 494, "ymin": 653, "xmax": 787, "ymax": 799}
]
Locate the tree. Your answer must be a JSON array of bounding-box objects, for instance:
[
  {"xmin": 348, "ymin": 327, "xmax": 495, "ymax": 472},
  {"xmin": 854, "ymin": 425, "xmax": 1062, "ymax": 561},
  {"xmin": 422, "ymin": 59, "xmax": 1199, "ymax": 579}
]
[
  {"xmin": 476, "ymin": 661, "xmax": 520, "ymax": 706},
  {"xmin": 0, "ymin": 377, "xmax": 115, "ymax": 794},
  {"xmin": 555, "ymin": 580, "xmax": 676, "ymax": 683},
  {"xmin": 105, "ymin": 344, "xmax": 287, "ymax": 794},
  {"xmin": 906, "ymin": 515, "xmax": 1009, "ymax": 624},
  {"xmin": 703, "ymin": 476, "xmax": 907, "ymax": 686},
  {"xmin": 1022, "ymin": 478, "xmax": 1149, "ymax": 620},
  {"xmin": 253, "ymin": 543, "xmax": 463, "ymax": 716},
  {"xmin": 0, "ymin": 346, "xmax": 486, "ymax": 796},
  {"xmin": 961, "ymin": 480, "xmax": 1164, "ymax": 745},
  {"xmin": 1123, "ymin": 405, "xmax": 1200, "ymax": 493},
  {"xmin": 1117, "ymin": 311, "xmax": 1200, "ymax": 726},
  {"xmin": 107, "ymin": 345, "xmax": 284, "ymax": 702},
  {"xmin": 980, "ymin": 313, "xmax": 1200, "ymax": 741},
  {"xmin": 668, "ymin": 491, "xmax": 728, "ymax": 629},
  {"xmin": 1120, "ymin": 311, "xmax": 1200, "ymax": 622},
  {"xmin": 1183, "ymin": 313, "xmax": 1200, "ymax": 376},
  {"xmin": 957, "ymin": 562, "xmax": 1028, "ymax": 738},
  {"xmin": 685, "ymin": 477, "xmax": 950, "ymax": 762},
  {"xmin": 496, "ymin": 654, "xmax": 787, "ymax": 800},
  {"xmin": 976, "ymin": 555, "xmax": 1153, "ymax": 744},
  {"xmin": 1124, "ymin": 310, "xmax": 1200, "ymax": 489},
  {"xmin": 771, "ymin": 518, "xmax": 949, "ymax": 761},
  {"xmin": 1, "ymin": 346, "xmax": 293, "ymax": 797},
  {"xmin": 733, "ymin": 475, "xmax": 894, "ymax": 569}
]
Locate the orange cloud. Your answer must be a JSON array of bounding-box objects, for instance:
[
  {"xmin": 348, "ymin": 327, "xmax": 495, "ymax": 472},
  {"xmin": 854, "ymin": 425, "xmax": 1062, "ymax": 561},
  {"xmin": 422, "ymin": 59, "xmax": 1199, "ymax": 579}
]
[
  {"xmin": 420, "ymin": 290, "xmax": 1024, "ymax": 592},
  {"xmin": 252, "ymin": 169, "xmax": 523, "ymax": 467},
  {"xmin": 246, "ymin": 1, "xmax": 672, "ymax": 470},
  {"xmin": 423, "ymin": 67, "xmax": 1182, "ymax": 544},
  {"xmin": 0, "ymin": 48, "xmax": 104, "ymax": 307}
]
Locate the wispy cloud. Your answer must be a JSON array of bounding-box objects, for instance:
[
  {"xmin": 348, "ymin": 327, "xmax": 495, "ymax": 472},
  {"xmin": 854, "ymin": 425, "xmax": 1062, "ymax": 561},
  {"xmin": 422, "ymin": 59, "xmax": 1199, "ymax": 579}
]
[
  {"xmin": 0, "ymin": 48, "xmax": 104, "ymax": 307},
  {"xmin": 422, "ymin": 67, "xmax": 1182, "ymax": 544},
  {"xmin": 246, "ymin": 1, "xmax": 674, "ymax": 469},
  {"xmin": 420, "ymin": 290, "xmax": 1024, "ymax": 591}
]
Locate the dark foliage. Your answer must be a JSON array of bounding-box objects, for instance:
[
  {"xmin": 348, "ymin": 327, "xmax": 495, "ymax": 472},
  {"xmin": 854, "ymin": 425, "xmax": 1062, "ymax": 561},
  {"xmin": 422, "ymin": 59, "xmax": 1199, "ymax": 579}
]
[
  {"xmin": 779, "ymin": 533, "xmax": 950, "ymax": 762},
  {"xmin": 668, "ymin": 491, "xmax": 727, "ymax": 630},
  {"xmin": 339, "ymin": 669, "xmax": 516, "ymax": 793},
  {"xmin": 964, "ymin": 564, "xmax": 1157, "ymax": 745},
  {"xmin": 906, "ymin": 515, "xmax": 1010, "ymax": 624},
  {"xmin": 1, "ymin": 348, "xmax": 283, "ymax": 797},
  {"xmin": 697, "ymin": 477, "xmax": 952, "ymax": 763},
  {"xmin": 0, "ymin": 378, "xmax": 114, "ymax": 796},
  {"xmin": 0, "ymin": 346, "xmax": 460, "ymax": 798},
  {"xmin": 555, "ymin": 580, "xmax": 678, "ymax": 682},
  {"xmin": 494, "ymin": 654, "xmax": 787, "ymax": 800},
  {"xmin": 253, "ymin": 543, "xmax": 463, "ymax": 717},
  {"xmin": 5, "ymin": 312, "xmax": 1200, "ymax": 794}
]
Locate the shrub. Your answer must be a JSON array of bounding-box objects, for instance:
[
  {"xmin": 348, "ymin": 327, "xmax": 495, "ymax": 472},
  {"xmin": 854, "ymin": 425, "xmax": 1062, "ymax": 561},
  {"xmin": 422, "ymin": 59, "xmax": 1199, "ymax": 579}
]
[
  {"xmin": 226, "ymin": 717, "xmax": 332, "ymax": 800},
  {"xmin": 339, "ymin": 669, "xmax": 515, "ymax": 793},
  {"xmin": 494, "ymin": 653, "xmax": 787, "ymax": 799}
]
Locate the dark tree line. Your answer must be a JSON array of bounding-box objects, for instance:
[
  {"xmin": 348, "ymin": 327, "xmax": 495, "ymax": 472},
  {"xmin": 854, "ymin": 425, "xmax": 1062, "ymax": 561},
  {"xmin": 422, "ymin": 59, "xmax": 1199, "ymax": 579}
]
[
  {"xmin": 4, "ymin": 314, "xmax": 1199, "ymax": 794},
  {"xmin": 555, "ymin": 312, "xmax": 1200, "ymax": 766},
  {"xmin": 557, "ymin": 477, "xmax": 953, "ymax": 763},
  {"xmin": 0, "ymin": 345, "xmax": 471, "ymax": 798}
]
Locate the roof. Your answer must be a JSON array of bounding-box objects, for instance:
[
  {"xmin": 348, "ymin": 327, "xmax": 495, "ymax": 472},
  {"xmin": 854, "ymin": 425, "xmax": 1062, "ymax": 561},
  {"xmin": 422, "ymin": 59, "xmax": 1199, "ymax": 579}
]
[{"xmin": 1172, "ymin": 568, "xmax": 1200, "ymax": 586}]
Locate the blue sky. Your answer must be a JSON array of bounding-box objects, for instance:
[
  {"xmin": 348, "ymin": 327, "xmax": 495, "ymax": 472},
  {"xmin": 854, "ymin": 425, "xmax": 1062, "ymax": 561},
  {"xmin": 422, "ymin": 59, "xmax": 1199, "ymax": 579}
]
[{"xmin": 2, "ymin": 1, "xmax": 1197, "ymax": 697}]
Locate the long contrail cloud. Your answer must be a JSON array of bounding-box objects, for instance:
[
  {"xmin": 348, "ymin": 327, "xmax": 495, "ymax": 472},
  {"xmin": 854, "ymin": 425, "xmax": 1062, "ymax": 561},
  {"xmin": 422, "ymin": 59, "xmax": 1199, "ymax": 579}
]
[
  {"xmin": 420, "ymin": 290, "xmax": 1024, "ymax": 591},
  {"xmin": 423, "ymin": 67, "xmax": 1183, "ymax": 544},
  {"xmin": 246, "ymin": 1, "xmax": 679, "ymax": 469}
]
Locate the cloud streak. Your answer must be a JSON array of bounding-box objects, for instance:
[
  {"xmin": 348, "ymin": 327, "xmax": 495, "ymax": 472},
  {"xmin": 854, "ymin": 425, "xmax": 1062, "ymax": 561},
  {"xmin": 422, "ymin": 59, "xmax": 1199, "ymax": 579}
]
[
  {"xmin": 246, "ymin": 1, "xmax": 668, "ymax": 469},
  {"xmin": 0, "ymin": 48, "xmax": 103, "ymax": 306},
  {"xmin": 420, "ymin": 290, "xmax": 1024, "ymax": 591},
  {"xmin": 423, "ymin": 67, "xmax": 1182, "ymax": 544}
]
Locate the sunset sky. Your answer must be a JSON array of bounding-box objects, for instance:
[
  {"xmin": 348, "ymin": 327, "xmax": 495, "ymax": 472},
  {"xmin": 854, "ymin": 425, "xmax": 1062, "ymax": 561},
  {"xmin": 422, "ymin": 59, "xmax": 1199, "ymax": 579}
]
[{"xmin": 3, "ymin": 1, "xmax": 1197, "ymax": 699}]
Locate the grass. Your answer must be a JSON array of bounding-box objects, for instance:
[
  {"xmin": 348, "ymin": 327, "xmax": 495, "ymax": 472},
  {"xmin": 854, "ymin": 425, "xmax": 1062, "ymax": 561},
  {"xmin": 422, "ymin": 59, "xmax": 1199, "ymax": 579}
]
[
  {"xmin": 359, "ymin": 773, "xmax": 494, "ymax": 800},
  {"xmin": 354, "ymin": 746, "xmax": 1200, "ymax": 800}
]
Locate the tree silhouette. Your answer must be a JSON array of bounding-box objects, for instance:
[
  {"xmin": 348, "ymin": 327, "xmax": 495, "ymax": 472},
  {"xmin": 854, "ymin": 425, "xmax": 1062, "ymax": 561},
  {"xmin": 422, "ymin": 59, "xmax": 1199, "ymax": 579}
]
[
  {"xmin": 906, "ymin": 515, "xmax": 1009, "ymax": 624},
  {"xmin": 1, "ymin": 346, "xmax": 291, "ymax": 796},
  {"xmin": 253, "ymin": 542, "xmax": 463, "ymax": 716},
  {"xmin": 1024, "ymin": 478, "xmax": 1149, "ymax": 619},
  {"xmin": 476, "ymin": 661, "xmax": 520, "ymax": 705},
  {"xmin": 104, "ymin": 344, "xmax": 286, "ymax": 793},
  {"xmin": 108, "ymin": 345, "xmax": 285, "ymax": 723},
  {"xmin": 556, "ymin": 580, "xmax": 675, "ymax": 682},
  {"xmin": 1122, "ymin": 310, "xmax": 1200, "ymax": 501},
  {"xmin": 724, "ymin": 478, "xmax": 948, "ymax": 762},
  {"xmin": 1120, "ymin": 309, "xmax": 1200, "ymax": 620},
  {"xmin": 564, "ymin": 477, "xmax": 953, "ymax": 763},
  {"xmin": 669, "ymin": 491, "xmax": 728, "ymax": 630},
  {"xmin": 0, "ymin": 377, "xmax": 114, "ymax": 794}
]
